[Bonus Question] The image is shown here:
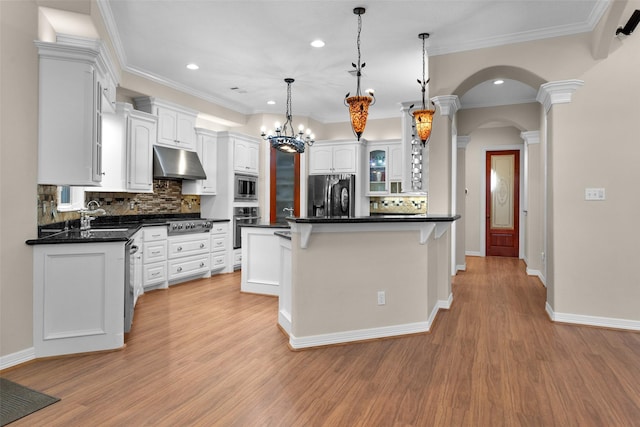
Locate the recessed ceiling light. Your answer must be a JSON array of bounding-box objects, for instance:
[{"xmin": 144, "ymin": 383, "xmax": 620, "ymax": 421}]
[
  {"xmin": 186, "ymin": 63, "xmax": 199, "ymax": 70},
  {"xmin": 311, "ymin": 39, "xmax": 325, "ymax": 48},
  {"xmin": 493, "ymin": 79, "xmax": 505, "ymax": 85},
  {"xmin": 267, "ymin": 100, "xmax": 276, "ymax": 105}
]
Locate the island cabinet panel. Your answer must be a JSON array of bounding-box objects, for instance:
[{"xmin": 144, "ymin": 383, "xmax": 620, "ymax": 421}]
[
  {"xmin": 33, "ymin": 242, "xmax": 125, "ymax": 357},
  {"xmin": 241, "ymin": 226, "xmax": 289, "ymax": 295}
]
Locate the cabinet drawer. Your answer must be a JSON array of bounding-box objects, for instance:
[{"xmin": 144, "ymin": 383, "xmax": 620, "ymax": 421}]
[
  {"xmin": 210, "ymin": 223, "xmax": 228, "ymax": 234},
  {"xmin": 143, "ymin": 227, "xmax": 168, "ymax": 242},
  {"xmin": 211, "ymin": 253, "xmax": 226, "ymax": 270},
  {"xmin": 143, "ymin": 241, "xmax": 167, "ymax": 263},
  {"xmin": 233, "ymin": 251, "xmax": 242, "ymax": 265},
  {"xmin": 168, "ymin": 235, "xmax": 210, "ymax": 258},
  {"xmin": 143, "ymin": 261, "xmax": 167, "ymax": 287},
  {"xmin": 211, "ymin": 235, "xmax": 227, "ymax": 253},
  {"xmin": 168, "ymin": 255, "xmax": 209, "ymax": 280}
]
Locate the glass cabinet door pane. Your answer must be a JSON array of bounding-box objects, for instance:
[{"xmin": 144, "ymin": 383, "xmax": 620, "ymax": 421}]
[{"xmin": 369, "ymin": 149, "xmax": 387, "ymax": 192}]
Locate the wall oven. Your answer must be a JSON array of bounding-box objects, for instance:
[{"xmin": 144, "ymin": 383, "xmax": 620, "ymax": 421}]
[
  {"xmin": 234, "ymin": 173, "xmax": 258, "ymax": 201},
  {"xmin": 233, "ymin": 206, "xmax": 259, "ymax": 249}
]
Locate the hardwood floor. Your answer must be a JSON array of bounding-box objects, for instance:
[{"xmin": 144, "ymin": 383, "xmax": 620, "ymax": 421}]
[{"xmin": 3, "ymin": 256, "xmax": 640, "ymax": 426}]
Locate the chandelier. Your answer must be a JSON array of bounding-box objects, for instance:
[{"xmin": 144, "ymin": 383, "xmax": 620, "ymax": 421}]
[
  {"xmin": 408, "ymin": 33, "xmax": 435, "ymax": 146},
  {"xmin": 261, "ymin": 78, "xmax": 314, "ymax": 154},
  {"xmin": 344, "ymin": 7, "xmax": 375, "ymax": 141}
]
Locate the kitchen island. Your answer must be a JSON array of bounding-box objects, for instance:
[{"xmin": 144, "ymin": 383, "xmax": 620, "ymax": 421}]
[{"xmin": 279, "ymin": 214, "xmax": 460, "ymax": 349}]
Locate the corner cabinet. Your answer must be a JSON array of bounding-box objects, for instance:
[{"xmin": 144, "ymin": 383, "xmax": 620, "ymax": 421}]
[
  {"xmin": 35, "ymin": 38, "xmax": 118, "ymax": 186},
  {"xmin": 366, "ymin": 140, "xmax": 403, "ymax": 195},
  {"xmin": 134, "ymin": 97, "xmax": 197, "ymax": 151},
  {"xmin": 308, "ymin": 141, "xmax": 359, "ymax": 175},
  {"xmin": 182, "ymin": 128, "xmax": 218, "ymax": 195}
]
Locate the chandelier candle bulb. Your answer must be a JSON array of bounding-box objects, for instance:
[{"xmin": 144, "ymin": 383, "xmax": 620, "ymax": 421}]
[{"xmin": 260, "ymin": 78, "xmax": 314, "ymax": 153}]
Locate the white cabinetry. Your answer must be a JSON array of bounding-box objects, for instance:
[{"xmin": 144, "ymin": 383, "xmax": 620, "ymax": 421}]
[
  {"xmin": 210, "ymin": 222, "xmax": 229, "ymax": 272},
  {"xmin": 134, "ymin": 97, "xmax": 197, "ymax": 151},
  {"xmin": 167, "ymin": 234, "xmax": 211, "ymax": 282},
  {"xmin": 126, "ymin": 107, "xmax": 157, "ymax": 193},
  {"xmin": 366, "ymin": 140, "xmax": 403, "ymax": 195},
  {"xmin": 32, "ymin": 241, "xmax": 125, "ymax": 357},
  {"xmin": 233, "ymin": 137, "xmax": 259, "ymax": 175},
  {"xmin": 142, "ymin": 226, "xmax": 168, "ymax": 290},
  {"xmin": 182, "ymin": 128, "xmax": 218, "ymax": 195},
  {"xmin": 100, "ymin": 103, "xmax": 157, "ymax": 193},
  {"xmin": 35, "ymin": 38, "xmax": 117, "ymax": 186},
  {"xmin": 309, "ymin": 142, "xmax": 358, "ymax": 175},
  {"xmin": 241, "ymin": 226, "xmax": 289, "ymax": 295}
]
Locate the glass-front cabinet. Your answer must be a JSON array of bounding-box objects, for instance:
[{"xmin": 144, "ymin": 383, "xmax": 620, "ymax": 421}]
[
  {"xmin": 366, "ymin": 140, "xmax": 402, "ymax": 195},
  {"xmin": 368, "ymin": 148, "xmax": 388, "ymax": 194}
]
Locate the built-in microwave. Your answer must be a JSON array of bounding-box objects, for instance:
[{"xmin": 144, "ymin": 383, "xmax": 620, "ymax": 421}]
[{"xmin": 234, "ymin": 173, "xmax": 258, "ymax": 201}]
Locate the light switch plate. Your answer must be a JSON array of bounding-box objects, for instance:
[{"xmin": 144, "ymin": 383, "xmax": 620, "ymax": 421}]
[{"xmin": 585, "ymin": 188, "xmax": 606, "ymax": 201}]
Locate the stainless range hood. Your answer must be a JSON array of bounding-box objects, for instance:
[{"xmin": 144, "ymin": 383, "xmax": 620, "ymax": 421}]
[{"xmin": 153, "ymin": 145, "xmax": 207, "ymax": 180}]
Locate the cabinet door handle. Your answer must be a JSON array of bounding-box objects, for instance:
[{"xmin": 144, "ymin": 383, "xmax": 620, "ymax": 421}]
[
  {"xmin": 177, "ymin": 246, "xmax": 182, "ymax": 251},
  {"xmin": 177, "ymin": 266, "xmax": 182, "ymax": 272},
  {"xmin": 200, "ymin": 262, "xmax": 205, "ymax": 267},
  {"xmin": 152, "ymin": 251, "xmax": 160, "ymax": 255},
  {"xmin": 200, "ymin": 243, "xmax": 205, "ymax": 248},
  {"xmin": 151, "ymin": 272, "xmax": 160, "ymax": 277},
  {"xmin": 152, "ymin": 234, "xmax": 161, "ymax": 238}
]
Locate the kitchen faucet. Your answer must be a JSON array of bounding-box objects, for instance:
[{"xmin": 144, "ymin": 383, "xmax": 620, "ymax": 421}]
[
  {"xmin": 282, "ymin": 207, "xmax": 294, "ymax": 217},
  {"xmin": 80, "ymin": 200, "xmax": 106, "ymax": 230}
]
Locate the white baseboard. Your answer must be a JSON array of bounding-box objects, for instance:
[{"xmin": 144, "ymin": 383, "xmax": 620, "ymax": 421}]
[
  {"xmin": 456, "ymin": 264, "xmax": 466, "ymax": 272},
  {"xmin": 438, "ymin": 293, "xmax": 454, "ymax": 310},
  {"xmin": 0, "ymin": 347, "xmax": 35, "ymax": 371},
  {"xmin": 546, "ymin": 302, "xmax": 640, "ymax": 331},
  {"xmin": 465, "ymin": 251, "xmax": 482, "ymax": 257},
  {"xmin": 241, "ymin": 281, "xmax": 279, "ymax": 296},
  {"xmin": 526, "ymin": 268, "xmax": 546, "ymax": 286}
]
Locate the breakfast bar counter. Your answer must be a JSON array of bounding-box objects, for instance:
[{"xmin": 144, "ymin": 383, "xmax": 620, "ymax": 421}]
[{"xmin": 279, "ymin": 214, "xmax": 460, "ymax": 349}]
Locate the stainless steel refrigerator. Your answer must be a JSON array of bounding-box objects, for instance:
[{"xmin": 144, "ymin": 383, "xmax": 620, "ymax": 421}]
[{"xmin": 307, "ymin": 174, "xmax": 356, "ymax": 217}]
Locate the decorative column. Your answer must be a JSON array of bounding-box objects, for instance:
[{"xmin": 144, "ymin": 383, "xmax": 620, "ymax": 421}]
[
  {"xmin": 535, "ymin": 80, "xmax": 583, "ymax": 316},
  {"xmin": 520, "ymin": 130, "xmax": 543, "ymax": 280},
  {"xmin": 428, "ymin": 95, "xmax": 461, "ymax": 214},
  {"xmin": 455, "ymin": 136, "xmax": 470, "ymax": 272}
]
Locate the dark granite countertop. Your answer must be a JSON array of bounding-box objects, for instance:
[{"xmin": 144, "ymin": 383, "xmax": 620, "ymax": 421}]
[
  {"xmin": 240, "ymin": 222, "xmax": 290, "ymax": 229},
  {"xmin": 274, "ymin": 231, "xmax": 292, "ymax": 240},
  {"xmin": 27, "ymin": 214, "xmax": 230, "ymax": 245},
  {"xmin": 286, "ymin": 214, "xmax": 461, "ymax": 224}
]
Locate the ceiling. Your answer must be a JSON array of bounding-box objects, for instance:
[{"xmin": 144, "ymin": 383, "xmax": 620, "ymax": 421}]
[{"xmin": 99, "ymin": 0, "xmax": 609, "ymax": 124}]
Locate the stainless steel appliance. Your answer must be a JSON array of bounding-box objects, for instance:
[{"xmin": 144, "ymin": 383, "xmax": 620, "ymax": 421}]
[
  {"xmin": 234, "ymin": 173, "xmax": 258, "ymax": 201},
  {"xmin": 124, "ymin": 240, "xmax": 139, "ymax": 333},
  {"xmin": 153, "ymin": 145, "xmax": 207, "ymax": 180},
  {"xmin": 307, "ymin": 174, "xmax": 356, "ymax": 217},
  {"xmin": 167, "ymin": 218, "xmax": 214, "ymax": 235},
  {"xmin": 233, "ymin": 206, "xmax": 259, "ymax": 249}
]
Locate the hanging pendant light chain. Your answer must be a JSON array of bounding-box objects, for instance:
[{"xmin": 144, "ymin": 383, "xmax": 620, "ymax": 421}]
[
  {"xmin": 421, "ymin": 35, "xmax": 426, "ymax": 109},
  {"xmin": 284, "ymin": 80, "xmax": 294, "ymax": 137},
  {"xmin": 356, "ymin": 12, "xmax": 363, "ymax": 97}
]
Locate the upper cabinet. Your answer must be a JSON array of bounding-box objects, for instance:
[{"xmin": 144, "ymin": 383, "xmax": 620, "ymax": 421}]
[
  {"xmin": 233, "ymin": 137, "xmax": 259, "ymax": 175},
  {"xmin": 134, "ymin": 97, "xmax": 197, "ymax": 151},
  {"xmin": 35, "ymin": 37, "xmax": 118, "ymax": 186},
  {"xmin": 182, "ymin": 128, "xmax": 218, "ymax": 195},
  {"xmin": 308, "ymin": 141, "xmax": 359, "ymax": 175},
  {"xmin": 366, "ymin": 140, "xmax": 403, "ymax": 195},
  {"xmin": 99, "ymin": 103, "xmax": 157, "ymax": 193}
]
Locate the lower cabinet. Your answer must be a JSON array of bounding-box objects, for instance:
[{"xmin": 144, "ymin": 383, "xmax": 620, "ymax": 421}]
[
  {"xmin": 142, "ymin": 226, "xmax": 168, "ymax": 290},
  {"xmin": 32, "ymin": 241, "xmax": 125, "ymax": 357},
  {"xmin": 240, "ymin": 226, "xmax": 289, "ymax": 295},
  {"xmin": 210, "ymin": 222, "xmax": 229, "ymax": 274},
  {"xmin": 167, "ymin": 233, "xmax": 211, "ymax": 282}
]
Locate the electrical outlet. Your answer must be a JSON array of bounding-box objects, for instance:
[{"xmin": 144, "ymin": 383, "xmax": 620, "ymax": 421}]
[
  {"xmin": 585, "ymin": 188, "xmax": 605, "ymax": 201},
  {"xmin": 377, "ymin": 291, "xmax": 386, "ymax": 305}
]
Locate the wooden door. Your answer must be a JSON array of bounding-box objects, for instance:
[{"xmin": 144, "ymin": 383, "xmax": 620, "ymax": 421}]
[{"xmin": 486, "ymin": 150, "xmax": 519, "ymax": 257}]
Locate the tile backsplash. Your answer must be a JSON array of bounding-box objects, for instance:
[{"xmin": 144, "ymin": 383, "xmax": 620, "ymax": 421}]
[
  {"xmin": 369, "ymin": 195, "xmax": 427, "ymax": 215},
  {"xmin": 37, "ymin": 180, "xmax": 200, "ymax": 225}
]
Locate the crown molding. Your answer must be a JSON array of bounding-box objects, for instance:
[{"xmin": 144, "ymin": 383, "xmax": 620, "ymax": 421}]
[
  {"xmin": 431, "ymin": 95, "xmax": 461, "ymax": 117},
  {"xmin": 457, "ymin": 136, "xmax": 470, "ymax": 149},
  {"xmin": 520, "ymin": 130, "xmax": 540, "ymax": 145},
  {"xmin": 536, "ymin": 80, "xmax": 585, "ymax": 113}
]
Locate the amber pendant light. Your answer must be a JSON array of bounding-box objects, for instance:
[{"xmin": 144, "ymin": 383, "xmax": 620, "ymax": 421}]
[
  {"xmin": 409, "ymin": 33, "xmax": 435, "ymax": 146},
  {"xmin": 344, "ymin": 7, "xmax": 375, "ymax": 141}
]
